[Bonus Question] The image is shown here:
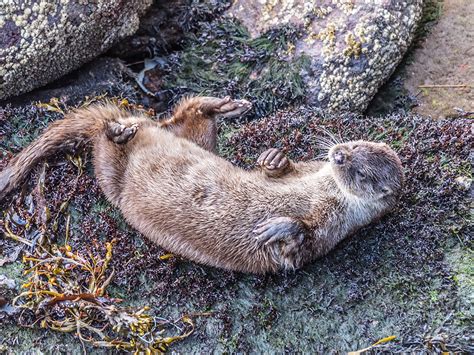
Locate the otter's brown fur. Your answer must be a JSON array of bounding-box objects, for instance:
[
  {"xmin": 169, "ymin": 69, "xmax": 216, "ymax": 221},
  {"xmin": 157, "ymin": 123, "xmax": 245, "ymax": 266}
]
[{"xmin": 0, "ymin": 97, "xmax": 404, "ymax": 274}]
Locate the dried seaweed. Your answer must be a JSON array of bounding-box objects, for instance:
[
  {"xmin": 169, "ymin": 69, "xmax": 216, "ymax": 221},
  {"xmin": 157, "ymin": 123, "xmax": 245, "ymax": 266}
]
[{"xmin": 12, "ymin": 241, "xmax": 194, "ymax": 353}]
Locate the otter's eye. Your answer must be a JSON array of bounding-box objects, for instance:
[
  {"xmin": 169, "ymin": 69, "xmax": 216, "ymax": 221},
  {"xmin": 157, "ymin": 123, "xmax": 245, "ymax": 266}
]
[
  {"xmin": 381, "ymin": 186, "xmax": 392, "ymax": 196},
  {"xmin": 356, "ymin": 170, "xmax": 366, "ymax": 179}
]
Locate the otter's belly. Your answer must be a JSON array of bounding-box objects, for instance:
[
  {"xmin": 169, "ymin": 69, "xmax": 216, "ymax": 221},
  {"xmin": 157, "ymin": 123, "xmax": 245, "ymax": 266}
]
[{"xmin": 116, "ymin": 139, "xmax": 311, "ymax": 272}]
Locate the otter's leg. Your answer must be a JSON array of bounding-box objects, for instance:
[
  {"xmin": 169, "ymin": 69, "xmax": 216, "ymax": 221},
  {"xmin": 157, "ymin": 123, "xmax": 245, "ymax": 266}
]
[
  {"xmin": 169, "ymin": 96, "xmax": 252, "ymax": 121},
  {"xmin": 161, "ymin": 96, "xmax": 252, "ymax": 151},
  {"xmin": 197, "ymin": 96, "xmax": 252, "ymax": 119},
  {"xmin": 254, "ymin": 217, "xmax": 306, "ymax": 246},
  {"xmin": 94, "ymin": 120, "xmax": 141, "ymax": 205}
]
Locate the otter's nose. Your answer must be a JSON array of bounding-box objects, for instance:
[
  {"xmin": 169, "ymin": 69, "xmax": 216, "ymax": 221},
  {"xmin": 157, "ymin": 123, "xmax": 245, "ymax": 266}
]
[{"xmin": 333, "ymin": 151, "xmax": 345, "ymax": 165}]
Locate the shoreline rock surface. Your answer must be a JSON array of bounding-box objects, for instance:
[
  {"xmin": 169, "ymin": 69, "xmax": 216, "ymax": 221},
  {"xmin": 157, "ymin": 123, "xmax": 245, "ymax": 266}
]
[
  {"xmin": 0, "ymin": 0, "xmax": 152, "ymax": 100},
  {"xmin": 228, "ymin": 0, "xmax": 424, "ymax": 112}
]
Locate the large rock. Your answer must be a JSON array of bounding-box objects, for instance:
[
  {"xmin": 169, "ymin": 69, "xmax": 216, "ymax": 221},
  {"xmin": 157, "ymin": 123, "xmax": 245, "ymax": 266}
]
[
  {"xmin": 228, "ymin": 0, "xmax": 424, "ymax": 112},
  {"xmin": 0, "ymin": 0, "xmax": 152, "ymax": 100}
]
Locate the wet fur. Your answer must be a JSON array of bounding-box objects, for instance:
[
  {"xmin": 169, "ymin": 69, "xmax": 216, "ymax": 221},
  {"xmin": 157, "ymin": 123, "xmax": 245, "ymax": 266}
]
[{"xmin": 0, "ymin": 97, "xmax": 404, "ymax": 273}]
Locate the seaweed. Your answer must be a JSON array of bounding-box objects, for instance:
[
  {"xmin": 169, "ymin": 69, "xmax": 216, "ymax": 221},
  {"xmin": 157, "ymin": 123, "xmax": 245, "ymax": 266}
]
[{"xmin": 11, "ymin": 239, "xmax": 194, "ymax": 353}]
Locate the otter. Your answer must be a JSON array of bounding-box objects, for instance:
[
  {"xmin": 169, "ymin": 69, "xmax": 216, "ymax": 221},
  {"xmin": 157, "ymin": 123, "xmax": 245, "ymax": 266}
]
[{"xmin": 0, "ymin": 96, "xmax": 404, "ymax": 273}]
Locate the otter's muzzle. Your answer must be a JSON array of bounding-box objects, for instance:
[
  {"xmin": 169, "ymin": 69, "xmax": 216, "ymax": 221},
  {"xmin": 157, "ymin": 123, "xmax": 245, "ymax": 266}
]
[{"xmin": 333, "ymin": 151, "xmax": 346, "ymax": 165}]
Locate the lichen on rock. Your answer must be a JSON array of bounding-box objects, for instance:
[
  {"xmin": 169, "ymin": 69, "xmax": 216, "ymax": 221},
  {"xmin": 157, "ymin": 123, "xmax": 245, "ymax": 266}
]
[
  {"xmin": 0, "ymin": 0, "xmax": 153, "ymax": 100},
  {"xmin": 227, "ymin": 0, "xmax": 424, "ymax": 113}
]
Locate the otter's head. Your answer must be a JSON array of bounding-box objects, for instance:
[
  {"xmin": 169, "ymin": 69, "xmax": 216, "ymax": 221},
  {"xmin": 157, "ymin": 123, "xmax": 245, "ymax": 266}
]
[{"xmin": 328, "ymin": 140, "xmax": 404, "ymax": 209}]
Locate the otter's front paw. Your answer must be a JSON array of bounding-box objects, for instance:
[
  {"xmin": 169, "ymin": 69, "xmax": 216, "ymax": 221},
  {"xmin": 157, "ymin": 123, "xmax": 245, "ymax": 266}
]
[
  {"xmin": 106, "ymin": 122, "xmax": 139, "ymax": 144},
  {"xmin": 253, "ymin": 217, "xmax": 305, "ymax": 247},
  {"xmin": 257, "ymin": 148, "xmax": 290, "ymax": 177},
  {"xmin": 199, "ymin": 96, "xmax": 252, "ymax": 118}
]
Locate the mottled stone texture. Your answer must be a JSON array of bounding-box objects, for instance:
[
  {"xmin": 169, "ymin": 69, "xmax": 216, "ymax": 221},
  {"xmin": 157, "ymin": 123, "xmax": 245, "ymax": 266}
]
[
  {"xmin": 228, "ymin": 0, "xmax": 424, "ymax": 113},
  {"xmin": 0, "ymin": 0, "xmax": 152, "ymax": 100}
]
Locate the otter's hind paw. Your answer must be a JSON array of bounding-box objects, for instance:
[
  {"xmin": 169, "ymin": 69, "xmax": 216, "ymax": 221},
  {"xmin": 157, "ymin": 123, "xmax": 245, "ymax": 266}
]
[
  {"xmin": 217, "ymin": 98, "xmax": 252, "ymax": 118},
  {"xmin": 197, "ymin": 96, "xmax": 252, "ymax": 119},
  {"xmin": 106, "ymin": 122, "xmax": 139, "ymax": 144}
]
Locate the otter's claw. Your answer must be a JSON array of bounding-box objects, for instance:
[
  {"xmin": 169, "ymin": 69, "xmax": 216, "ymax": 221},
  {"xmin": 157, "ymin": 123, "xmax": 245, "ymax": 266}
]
[
  {"xmin": 107, "ymin": 122, "xmax": 139, "ymax": 144},
  {"xmin": 217, "ymin": 99, "xmax": 252, "ymax": 118},
  {"xmin": 257, "ymin": 148, "xmax": 289, "ymax": 171},
  {"xmin": 253, "ymin": 216, "xmax": 305, "ymax": 247}
]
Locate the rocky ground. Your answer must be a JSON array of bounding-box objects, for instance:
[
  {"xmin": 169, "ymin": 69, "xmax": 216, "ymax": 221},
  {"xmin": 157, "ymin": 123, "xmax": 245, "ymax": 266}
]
[
  {"xmin": 368, "ymin": 0, "xmax": 473, "ymax": 119},
  {"xmin": 0, "ymin": 0, "xmax": 472, "ymax": 353},
  {"xmin": 403, "ymin": 0, "xmax": 473, "ymax": 119}
]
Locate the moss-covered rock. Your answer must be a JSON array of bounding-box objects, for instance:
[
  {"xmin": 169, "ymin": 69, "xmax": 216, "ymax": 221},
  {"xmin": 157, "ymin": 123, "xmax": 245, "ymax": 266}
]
[{"xmin": 160, "ymin": 19, "xmax": 310, "ymax": 118}]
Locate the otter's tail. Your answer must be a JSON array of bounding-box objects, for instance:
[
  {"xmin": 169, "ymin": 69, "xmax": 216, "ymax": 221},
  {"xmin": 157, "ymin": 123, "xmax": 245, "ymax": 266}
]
[{"xmin": 0, "ymin": 104, "xmax": 128, "ymax": 201}]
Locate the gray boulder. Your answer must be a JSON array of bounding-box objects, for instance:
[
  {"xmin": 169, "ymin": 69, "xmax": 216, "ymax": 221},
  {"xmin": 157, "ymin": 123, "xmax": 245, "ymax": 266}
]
[
  {"xmin": 0, "ymin": 0, "xmax": 152, "ymax": 100},
  {"xmin": 228, "ymin": 0, "xmax": 424, "ymax": 112}
]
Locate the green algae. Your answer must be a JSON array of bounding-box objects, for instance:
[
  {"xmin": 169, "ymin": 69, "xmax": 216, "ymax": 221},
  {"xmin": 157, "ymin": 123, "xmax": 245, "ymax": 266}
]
[{"xmin": 162, "ymin": 19, "xmax": 310, "ymax": 118}]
